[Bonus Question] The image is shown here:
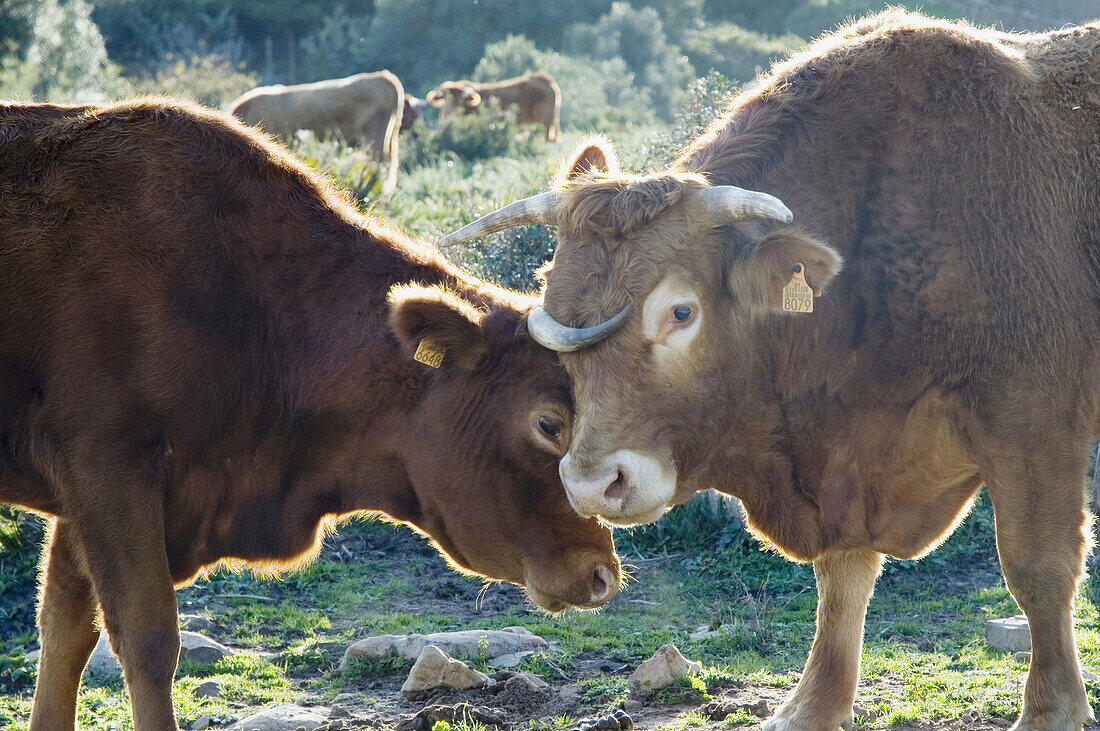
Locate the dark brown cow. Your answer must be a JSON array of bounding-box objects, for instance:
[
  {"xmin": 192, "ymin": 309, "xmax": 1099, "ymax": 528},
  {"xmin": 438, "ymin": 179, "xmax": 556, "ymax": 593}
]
[
  {"xmin": 229, "ymin": 71, "xmax": 404, "ymax": 195},
  {"xmin": 439, "ymin": 12, "xmax": 1100, "ymax": 730},
  {"xmin": 427, "ymin": 72, "xmax": 562, "ymax": 141},
  {"xmin": 0, "ymin": 98, "xmax": 621, "ymax": 731}
]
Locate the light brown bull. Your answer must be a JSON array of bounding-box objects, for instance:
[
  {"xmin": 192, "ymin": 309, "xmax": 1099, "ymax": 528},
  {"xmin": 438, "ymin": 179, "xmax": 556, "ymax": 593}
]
[{"xmin": 440, "ymin": 11, "xmax": 1100, "ymax": 730}]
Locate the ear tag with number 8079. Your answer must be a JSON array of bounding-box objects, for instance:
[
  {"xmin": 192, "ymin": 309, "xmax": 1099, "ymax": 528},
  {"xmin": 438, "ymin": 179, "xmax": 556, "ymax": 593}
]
[{"xmin": 782, "ymin": 263, "xmax": 814, "ymax": 313}]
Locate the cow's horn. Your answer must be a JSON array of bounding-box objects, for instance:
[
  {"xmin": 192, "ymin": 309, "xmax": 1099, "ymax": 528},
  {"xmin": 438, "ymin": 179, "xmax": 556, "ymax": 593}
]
[
  {"xmin": 438, "ymin": 191, "xmax": 562, "ymax": 249},
  {"xmin": 700, "ymin": 186, "xmax": 793, "ymax": 227},
  {"xmin": 527, "ymin": 305, "xmax": 633, "ymax": 352}
]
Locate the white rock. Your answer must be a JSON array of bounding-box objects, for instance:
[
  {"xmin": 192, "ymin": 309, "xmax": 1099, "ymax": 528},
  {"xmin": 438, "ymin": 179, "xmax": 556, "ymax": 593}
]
[
  {"xmin": 488, "ymin": 651, "xmax": 535, "ymax": 668},
  {"xmin": 225, "ymin": 704, "xmax": 329, "ymax": 730},
  {"xmin": 985, "ymin": 615, "xmax": 1031, "ymax": 652},
  {"xmin": 180, "ymin": 631, "xmax": 234, "ymax": 664},
  {"xmin": 180, "ymin": 614, "xmax": 217, "ymax": 633},
  {"xmin": 341, "ymin": 627, "xmax": 547, "ymax": 670},
  {"xmin": 628, "ymin": 644, "xmax": 702, "ymax": 692},
  {"xmin": 401, "ymin": 645, "xmax": 492, "ymax": 699}
]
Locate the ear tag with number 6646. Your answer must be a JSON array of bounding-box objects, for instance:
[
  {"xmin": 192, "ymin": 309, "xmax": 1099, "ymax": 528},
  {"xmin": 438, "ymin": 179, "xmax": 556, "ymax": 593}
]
[{"xmin": 782, "ymin": 263, "xmax": 815, "ymax": 314}]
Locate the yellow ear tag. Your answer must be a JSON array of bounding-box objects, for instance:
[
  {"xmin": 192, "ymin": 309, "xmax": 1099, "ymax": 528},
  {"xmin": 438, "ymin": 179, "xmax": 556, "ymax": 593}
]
[
  {"xmin": 413, "ymin": 338, "xmax": 445, "ymax": 368},
  {"xmin": 782, "ymin": 263, "xmax": 814, "ymax": 313}
]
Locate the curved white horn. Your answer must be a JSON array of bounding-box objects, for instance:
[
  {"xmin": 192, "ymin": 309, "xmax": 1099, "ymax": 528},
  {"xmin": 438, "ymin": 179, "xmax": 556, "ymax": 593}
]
[
  {"xmin": 527, "ymin": 305, "xmax": 633, "ymax": 353},
  {"xmin": 700, "ymin": 186, "xmax": 793, "ymax": 227},
  {"xmin": 438, "ymin": 191, "xmax": 562, "ymax": 249}
]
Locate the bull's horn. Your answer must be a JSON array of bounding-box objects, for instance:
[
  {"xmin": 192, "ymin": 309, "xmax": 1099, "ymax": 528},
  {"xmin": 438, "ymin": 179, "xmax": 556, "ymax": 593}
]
[
  {"xmin": 700, "ymin": 186, "xmax": 793, "ymax": 227},
  {"xmin": 527, "ymin": 305, "xmax": 633, "ymax": 352},
  {"xmin": 438, "ymin": 191, "xmax": 562, "ymax": 249}
]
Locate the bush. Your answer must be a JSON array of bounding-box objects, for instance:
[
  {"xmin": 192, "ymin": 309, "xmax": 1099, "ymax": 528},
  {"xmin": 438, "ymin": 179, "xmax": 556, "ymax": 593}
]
[
  {"xmin": 18, "ymin": 0, "xmax": 127, "ymax": 102},
  {"xmin": 564, "ymin": 2, "xmax": 695, "ymax": 120},
  {"xmin": 451, "ymin": 224, "xmax": 558, "ymax": 294},
  {"xmin": 401, "ymin": 98, "xmax": 542, "ymax": 167},
  {"xmin": 681, "ymin": 22, "xmax": 802, "ymax": 85},
  {"xmin": 129, "ymin": 53, "xmax": 257, "ymax": 110},
  {"xmin": 298, "ymin": 6, "xmax": 374, "ymax": 83},
  {"xmin": 287, "ymin": 130, "xmax": 387, "ymax": 203},
  {"xmin": 629, "ymin": 71, "xmax": 741, "ymax": 170}
]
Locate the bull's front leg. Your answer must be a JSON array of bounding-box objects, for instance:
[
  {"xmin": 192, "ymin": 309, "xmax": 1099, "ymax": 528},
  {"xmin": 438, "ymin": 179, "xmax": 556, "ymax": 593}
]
[
  {"xmin": 764, "ymin": 548, "xmax": 883, "ymax": 731},
  {"xmin": 29, "ymin": 520, "xmax": 100, "ymax": 731}
]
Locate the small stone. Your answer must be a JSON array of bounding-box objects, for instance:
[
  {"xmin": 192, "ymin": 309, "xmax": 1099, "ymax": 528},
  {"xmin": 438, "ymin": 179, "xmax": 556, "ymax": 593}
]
[
  {"xmin": 189, "ymin": 716, "xmax": 211, "ymax": 730},
  {"xmin": 627, "ymin": 644, "xmax": 702, "ymax": 692},
  {"xmin": 193, "ymin": 681, "xmax": 221, "ymax": 699},
  {"xmin": 342, "ymin": 628, "xmax": 548, "ymax": 670},
  {"xmin": 180, "ymin": 632, "xmax": 235, "ymax": 664},
  {"xmin": 985, "ymin": 615, "xmax": 1031, "ymax": 652},
  {"xmin": 559, "ymin": 684, "xmax": 584, "ymax": 708},
  {"xmin": 1014, "ymin": 651, "xmax": 1031, "ymax": 663},
  {"xmin": 621, "ymin": 700, "xmax": 642, "ymax": 712},
  {"xmin": 180, "ymin": 614, "xmax": 216, "ymax": 633},
  {"xmin": 401, "ymin": 645, "xmax": 492, "ymax": 700},
  {"xmin": 329, "ymin": 705, "xmax": 352, "ymax": 719},
  {"xmin": 595, "ymin": 716, "xmax": 615, "ymax": 729}
]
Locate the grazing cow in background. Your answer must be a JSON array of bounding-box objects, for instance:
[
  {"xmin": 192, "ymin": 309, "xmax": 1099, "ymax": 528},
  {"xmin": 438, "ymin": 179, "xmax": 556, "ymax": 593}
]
[
  {"xmin": 427, "ymin": 72, "xmax": 562, "ymax": 141},
  {"xmin": 440, "ymin": 11, "xmax": 1100, "ymax": 730},
  {"xmin": 229, "ymin": 70, "xmax": 404, "ymax": 195},
  {"xmin": 401, "ymin": 93, "xmax": 425, "ymax": 131},
  {"xmin": 0, "ymin": 98, "xmax": 621, "ymax": 731}
]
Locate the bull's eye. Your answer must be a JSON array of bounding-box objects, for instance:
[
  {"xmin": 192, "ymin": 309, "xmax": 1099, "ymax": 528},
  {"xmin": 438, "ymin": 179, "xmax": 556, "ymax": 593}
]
[
  {"xmin": 538, "ymin": 416, "xmax": 561, "ymax": 439},
  {"xmin": 673, "ymin": 305, "xmax": 693, "ymax": 322}
]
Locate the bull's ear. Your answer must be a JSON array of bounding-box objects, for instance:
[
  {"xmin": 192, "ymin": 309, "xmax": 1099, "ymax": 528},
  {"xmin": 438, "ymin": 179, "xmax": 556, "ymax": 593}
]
[
  {"xmin": 388, "ymin": 284, "xmax": 489, "ymax": 370},
  {"xmin": 729, "ymin": 230, "xmax": 843, "ymax": 315},
  {"xmin": 556, "ymin": 136, "xmax": 619, "ymax": 182}
]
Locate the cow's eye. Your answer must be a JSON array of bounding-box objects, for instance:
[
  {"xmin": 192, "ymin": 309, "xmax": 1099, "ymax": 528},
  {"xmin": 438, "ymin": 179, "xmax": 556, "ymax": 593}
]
[
  {"xmin": 673, "ymin": 305, "xmax": 693, "ymax": 322},
  {"xmin": 538, "ymin": 416, "xmax": 561, "ymax": 439}
]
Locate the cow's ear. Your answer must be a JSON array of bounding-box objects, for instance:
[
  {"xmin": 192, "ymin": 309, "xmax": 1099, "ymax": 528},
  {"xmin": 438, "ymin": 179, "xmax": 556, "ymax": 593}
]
[
  {"xmin": 388, "ymin": 284, "xmax": 489, "ymax": 370},
  {"xmin": 556, "ymin": 136, "xmax": 619, "ymax": 182},
  {"xmin": 729, "ymin": 229, "xmax": 843, "ymax": 315}
]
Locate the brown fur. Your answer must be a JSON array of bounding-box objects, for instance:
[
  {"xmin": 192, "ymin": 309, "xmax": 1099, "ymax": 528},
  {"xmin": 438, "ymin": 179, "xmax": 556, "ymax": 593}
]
[
  {"xmin": 427, "ymin": 72, "xmax": 562, "ymax": 141},
  {"xmin": 229, "ymin": 71, "xmax": 404, "ymax": 195},
  {"xmin": 0, "ymin": 98, "xmax": 619, "ymax": 730},
  {"xmin": 541, "ymin": 11, "xmax": 1100, "ymax": 730}
]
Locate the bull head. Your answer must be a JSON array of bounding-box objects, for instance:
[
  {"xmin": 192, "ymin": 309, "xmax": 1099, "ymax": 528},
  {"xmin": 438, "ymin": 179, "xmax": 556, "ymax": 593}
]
[{"xmin": 437, "ymin": 183, "xmax": 793, "ymax": 352}]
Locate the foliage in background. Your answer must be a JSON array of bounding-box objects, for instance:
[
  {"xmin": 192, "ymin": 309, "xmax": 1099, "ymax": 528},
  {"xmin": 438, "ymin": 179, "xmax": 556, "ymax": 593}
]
[
  {"xmin": 564, "ymin": 2, "xmax": 695, "ymax": 120},
  {"xmin": 681, "ymin": 22, "xmax": 802, "ymax": 84},
  {"xmin": 401, "ymin": 99, "xmax": 543, "ymax": 168},
  {"xmin": 128, "ymin": 53, "xmax": 256, "ymax": 109}
]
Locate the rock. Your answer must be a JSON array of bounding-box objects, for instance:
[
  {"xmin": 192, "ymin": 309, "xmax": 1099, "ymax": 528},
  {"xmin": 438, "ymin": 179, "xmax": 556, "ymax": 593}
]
[
  {"xmin": 985, "ymin": 615, "xmax": 1031, "ymax": 652},
  {"xmin": 558, "ymin": 683, "xmax": 584, "ymax": 708},
  {"xmin": 180, "ymin": 614, "xmax": 217, "ymax": 633},
  {"xmin": 189, "ymin": 716, "xmax": 212, "ymax": 730},
  {"xmin": 621, "ymin": 700, "xmax": 642, "ymax": 712},
  {"xmin": 180, "ymin": 631, "xmax": 235, "ymax": 664},
  {"xmin": 495, "ymin": 672, "xmax": 550, "ymax": 704},
  {"xmin": 225, "ymin": 704, "xmax": 330, "ymax": 730},
  {"xmin": 329, "ymin": 705, "xmax": 352, "ymax": 718},
  {"xmin": 688, "ymin": 626, "xmax": 722, "ymax": 641},
  {"xmin": 395, "ymin": 703, "xmax": 504, "ymax": 731},
  {"xmin": 487, "ymin": 651, "xmax": 535, "ymax": 668},
  {"xmin": 193, "ymin": 680, "xmax": 222, "ymax": 699},
  {"xmin": 1014, "ymin": 651, "xmax": 1031, "ymax": 663},
  {"xmin": 342, "ymin": 628, "xmax": 548, "ymax": 670},
  {"xmin": 401, "ymin": 645, "xmax": 493, "ymax": 700},
  {"xmin": 627, "ymin": 644, "xmax": 702, "ymax": 692},
  {"xmin": 85, "ymin": 633, "xmax": 123, "ymax": 675}
]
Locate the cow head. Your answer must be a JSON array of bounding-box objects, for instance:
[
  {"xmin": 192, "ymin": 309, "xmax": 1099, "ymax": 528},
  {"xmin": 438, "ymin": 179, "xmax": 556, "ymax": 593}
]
[
  {"xmin": 388, "ymin": 283, "xmax": 620, "ymax": 611},
  {"xmin": 438, "ymin": 138, "xmax": 842, "ymax": 526},
  {"xmin": 426, "ymin": 82, "xmax": 482, "ymax": 112}
]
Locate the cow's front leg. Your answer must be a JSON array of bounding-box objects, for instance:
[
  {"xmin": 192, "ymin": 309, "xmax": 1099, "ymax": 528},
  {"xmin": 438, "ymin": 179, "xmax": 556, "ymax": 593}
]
[
  {"xmin": 68, "ymin": 473, "xmax": 181, "ymax": 731},
  {"xmin": 29, "ymin": 520, "xmax": 100, "ymax": 731},
  {"xmin": 764, "ymin": 548, "xmax": 883, "ymax": 731},
  {"xmin": 981, "ymin": 445, "xmax": 1094, "ymax": 731}
]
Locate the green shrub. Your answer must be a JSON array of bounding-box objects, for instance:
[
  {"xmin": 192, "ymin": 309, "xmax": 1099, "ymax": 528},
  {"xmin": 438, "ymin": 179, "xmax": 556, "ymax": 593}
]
[
  {"xmin": 287, "ymin": 130, "xmax": 387, "ymax": 203},
  {"xmin": 681, "ymin": 22, "xmax": 802, "ymax": 85},
  {"xmin": 451, "ymin": 224, "xmax": 557, "ymax": 294},
  {"xmin": 129, "ymin": 52, "xmax": 256, "ymax": 109},
  {"xmin": 401, "ymin": 98, "xmax": 541, "ymax": 167}
]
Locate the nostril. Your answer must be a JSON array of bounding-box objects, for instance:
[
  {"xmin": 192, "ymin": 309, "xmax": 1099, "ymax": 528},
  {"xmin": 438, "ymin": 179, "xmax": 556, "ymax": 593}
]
[
  {"xmin": 604, "ymin": 471, "xmax": 625, "ymax": 503},
  {"xmin": 590, "ymin": 565, "xmax": 619, "ymax": 605}
]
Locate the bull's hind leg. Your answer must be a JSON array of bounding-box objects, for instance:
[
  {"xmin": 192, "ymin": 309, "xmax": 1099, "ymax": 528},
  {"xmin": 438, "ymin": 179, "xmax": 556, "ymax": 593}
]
[
  {"xmin": 980, "ymin": 439, "xmax": 1094, "ymax": 731},
  {"xmin": 29, "ymin": 519, "xmax": 100, "ymax": 731},
  {"xmin": 764, "ymin": 548, "xmax": 883, "ymax": 731}
]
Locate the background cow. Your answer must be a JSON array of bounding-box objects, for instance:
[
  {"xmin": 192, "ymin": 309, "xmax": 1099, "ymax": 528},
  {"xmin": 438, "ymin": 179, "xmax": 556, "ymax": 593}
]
[
  {"xmin": 427, "ymin": 71, "xmax": 562, "ymax": 141},
  {"xmin": 0, "ymin": 98, "xmax": 620, "ymax": 731},
  {"xmin": 401, "ymin": 92, "xmax": 425, "ymax": 132},
  {"xmin": 439, "ymin": 12, "xmax": 1100, "ymax": 731},
  {"xmin": 229, "ymin": 70, "xmax": 404, "ymax": 195}
]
